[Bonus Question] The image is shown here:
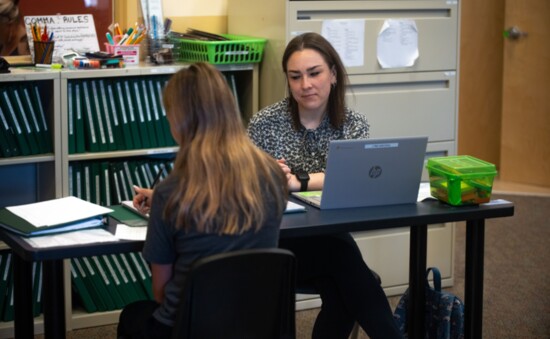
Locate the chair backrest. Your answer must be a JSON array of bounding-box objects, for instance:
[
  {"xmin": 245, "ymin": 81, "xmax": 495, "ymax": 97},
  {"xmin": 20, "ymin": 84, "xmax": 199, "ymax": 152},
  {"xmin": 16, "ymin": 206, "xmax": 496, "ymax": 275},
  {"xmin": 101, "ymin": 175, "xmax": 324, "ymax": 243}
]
[{"xmin": 171, "ymin": 248, "xmax": 296, "ymax": 339}]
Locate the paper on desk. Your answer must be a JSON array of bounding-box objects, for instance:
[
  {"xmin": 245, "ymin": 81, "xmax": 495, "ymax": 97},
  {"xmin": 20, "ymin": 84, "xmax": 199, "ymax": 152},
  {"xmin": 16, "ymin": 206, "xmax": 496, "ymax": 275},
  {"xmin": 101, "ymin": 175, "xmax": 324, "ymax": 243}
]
[
  {"xmin": 417, "ymin": 182, "xmax": 434, "ymax": 201},
  {"xmin": 7, "ymin": 196, "xmax": 113, "ymax": 228},
  {"xmin": 23, "ymin": 228, "xmax": 119, "ymax": 248},
  {"xmin": 115, "ymin": 224, "xmax": 147, "ymax": 240},
  {"xmin": 285, "ymin": 201, "xmax": 306, "ymax": 213}
]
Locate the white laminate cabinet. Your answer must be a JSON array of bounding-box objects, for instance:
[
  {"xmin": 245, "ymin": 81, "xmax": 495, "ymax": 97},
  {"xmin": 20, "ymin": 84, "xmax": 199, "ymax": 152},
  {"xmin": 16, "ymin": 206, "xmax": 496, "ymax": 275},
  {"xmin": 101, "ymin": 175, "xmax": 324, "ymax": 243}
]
[{"xmin": 0, "ymin": 63, "xmax": 259, "ymax": 337}]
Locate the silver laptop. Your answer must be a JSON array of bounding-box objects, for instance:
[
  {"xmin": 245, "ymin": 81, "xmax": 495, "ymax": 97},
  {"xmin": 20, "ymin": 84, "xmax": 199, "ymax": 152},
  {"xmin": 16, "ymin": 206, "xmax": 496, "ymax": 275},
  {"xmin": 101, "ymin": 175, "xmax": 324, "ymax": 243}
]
[{"xmin": 292, "ymin": 136, "xmax": 428, "ymax": 209}]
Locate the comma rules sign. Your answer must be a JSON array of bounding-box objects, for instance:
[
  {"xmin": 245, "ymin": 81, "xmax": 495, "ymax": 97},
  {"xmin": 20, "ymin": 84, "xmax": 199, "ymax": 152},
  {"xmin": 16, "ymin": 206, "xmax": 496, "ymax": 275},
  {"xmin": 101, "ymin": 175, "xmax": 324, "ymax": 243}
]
[{"xmin": 24, "ymin": 14, "xmax": 100, "ymax": 63}]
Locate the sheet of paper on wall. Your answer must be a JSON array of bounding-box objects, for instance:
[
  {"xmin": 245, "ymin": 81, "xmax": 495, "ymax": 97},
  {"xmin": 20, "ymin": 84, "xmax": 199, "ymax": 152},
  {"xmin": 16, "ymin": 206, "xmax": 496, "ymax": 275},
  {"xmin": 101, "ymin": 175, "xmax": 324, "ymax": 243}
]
[
  {"xmin": 24, "ymin": 14, "xmax": 100, "ymax": 63},
  {"xmin": 377, "ymin": 19, "xmax": 419, "ymax": 68},
  {"xmin": 321, "ymin": 19, "xmax": 365, "ymax": 68}
]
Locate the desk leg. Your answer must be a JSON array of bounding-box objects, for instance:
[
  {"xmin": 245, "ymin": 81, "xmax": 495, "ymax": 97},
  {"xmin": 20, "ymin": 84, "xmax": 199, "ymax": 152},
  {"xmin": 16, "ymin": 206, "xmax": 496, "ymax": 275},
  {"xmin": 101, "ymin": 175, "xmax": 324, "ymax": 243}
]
[
  {"xmin": 42, "ymin": 260, "xmax": 66, "ymax": 339},
  {"xmin": 465, "ymin": 219, "xmax": 485, "ymax": 339},
  {"xmin": 408, "ymin": 224, "xmax": 427, "ymax": 339},
  {"xmin": 13, "ymin": 254, "xmax": 34, "ymax": 339}
]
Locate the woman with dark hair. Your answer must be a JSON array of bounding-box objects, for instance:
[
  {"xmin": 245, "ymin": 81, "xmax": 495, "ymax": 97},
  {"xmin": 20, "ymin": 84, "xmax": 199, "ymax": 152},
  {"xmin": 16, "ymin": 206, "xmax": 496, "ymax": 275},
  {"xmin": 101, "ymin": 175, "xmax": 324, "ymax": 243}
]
[
  {"xmin": 118, "ymin": 62, "xmax": 288, "ymax": 338},
  {"xmin": 248, "ymin": 32, "xmax": 402, "ymax": 339}
]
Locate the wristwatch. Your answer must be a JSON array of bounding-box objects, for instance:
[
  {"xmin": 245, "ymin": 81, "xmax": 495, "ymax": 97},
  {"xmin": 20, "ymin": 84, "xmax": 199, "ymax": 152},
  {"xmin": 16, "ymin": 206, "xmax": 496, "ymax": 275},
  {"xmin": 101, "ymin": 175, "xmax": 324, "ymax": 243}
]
[{"xmin": 296, "ymin": 172, "xmax": 310, "ymax": 192}]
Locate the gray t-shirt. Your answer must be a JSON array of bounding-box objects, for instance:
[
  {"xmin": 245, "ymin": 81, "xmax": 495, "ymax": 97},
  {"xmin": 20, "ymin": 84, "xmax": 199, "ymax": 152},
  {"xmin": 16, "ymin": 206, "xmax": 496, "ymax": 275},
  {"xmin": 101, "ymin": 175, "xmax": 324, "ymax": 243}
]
[
  {"xmin": 143, "ymin": 174, "xmax": 284, "ymax": 327},
  {"xmin": 247, "ymin": 98, "xmax": 370, "ymax": 173}
]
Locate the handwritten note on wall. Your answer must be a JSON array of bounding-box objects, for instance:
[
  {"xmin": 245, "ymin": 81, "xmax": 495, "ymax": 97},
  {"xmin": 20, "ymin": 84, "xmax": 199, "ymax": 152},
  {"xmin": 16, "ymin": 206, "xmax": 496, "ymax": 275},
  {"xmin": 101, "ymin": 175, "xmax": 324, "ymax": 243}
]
[
  {"xmin": 24, "ymin": 14, "xmax": 100, "ymax": 63},
  {"xmin": 376, "ymin": 19, "xmax": 419, "ymax": 69},
  {"xmin": 321, "ymin": 19, "xmax": 365, "ymax": 68}
]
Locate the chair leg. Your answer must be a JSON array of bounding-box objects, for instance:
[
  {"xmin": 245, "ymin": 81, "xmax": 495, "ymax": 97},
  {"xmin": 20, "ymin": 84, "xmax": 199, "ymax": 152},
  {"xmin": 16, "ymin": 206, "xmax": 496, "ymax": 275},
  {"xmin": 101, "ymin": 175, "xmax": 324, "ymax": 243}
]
[{"xmin": 349, "ymin": 322, "xmax": 360, "ymax": 339}]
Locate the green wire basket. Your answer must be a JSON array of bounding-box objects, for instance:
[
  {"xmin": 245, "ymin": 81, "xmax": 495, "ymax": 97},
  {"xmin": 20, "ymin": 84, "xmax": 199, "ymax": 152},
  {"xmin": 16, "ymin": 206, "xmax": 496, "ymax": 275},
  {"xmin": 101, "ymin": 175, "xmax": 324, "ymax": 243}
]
[{"xmin": 169, "ymin": 34, "xmax": 266, "ymax": 64}]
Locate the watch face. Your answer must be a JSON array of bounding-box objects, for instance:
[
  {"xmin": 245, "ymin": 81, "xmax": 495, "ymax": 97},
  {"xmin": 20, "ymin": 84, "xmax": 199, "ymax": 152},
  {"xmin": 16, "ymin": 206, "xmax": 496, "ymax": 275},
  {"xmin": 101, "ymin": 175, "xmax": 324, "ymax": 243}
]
[{"xmin": 297, "ymin": 172, "xmax": 310, "ymax": 181}]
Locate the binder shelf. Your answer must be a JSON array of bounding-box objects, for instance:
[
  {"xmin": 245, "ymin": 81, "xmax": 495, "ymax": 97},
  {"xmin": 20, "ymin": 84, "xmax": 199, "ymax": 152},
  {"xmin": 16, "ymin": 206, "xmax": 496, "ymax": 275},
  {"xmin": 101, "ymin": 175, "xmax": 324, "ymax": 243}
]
[{"xmin": 169, "ymin": 34, "xmax": 266, "ymax": 64}]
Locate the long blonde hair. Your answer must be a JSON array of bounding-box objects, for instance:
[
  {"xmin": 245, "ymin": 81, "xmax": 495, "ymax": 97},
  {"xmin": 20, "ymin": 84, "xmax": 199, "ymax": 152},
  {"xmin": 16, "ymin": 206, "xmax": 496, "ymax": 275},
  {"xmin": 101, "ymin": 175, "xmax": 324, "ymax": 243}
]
[{"xmin": 162, "ymin": 62, "xmax": 287, "ymax": 235}]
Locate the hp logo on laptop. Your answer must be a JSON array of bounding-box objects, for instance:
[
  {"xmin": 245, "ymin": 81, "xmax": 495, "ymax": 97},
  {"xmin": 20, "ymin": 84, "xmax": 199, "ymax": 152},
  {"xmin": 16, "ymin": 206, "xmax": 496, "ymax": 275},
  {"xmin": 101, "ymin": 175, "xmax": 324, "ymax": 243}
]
[{"xmin": 369, "ymin": 165, "xmax": 382, "ymax": 178}]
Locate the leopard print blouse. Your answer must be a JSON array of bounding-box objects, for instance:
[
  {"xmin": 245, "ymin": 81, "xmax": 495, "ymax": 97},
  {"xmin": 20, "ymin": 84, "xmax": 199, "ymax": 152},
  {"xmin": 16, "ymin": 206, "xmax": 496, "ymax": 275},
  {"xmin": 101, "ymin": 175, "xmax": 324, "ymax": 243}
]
[{"xmin": 247, "ymin": 98, "xmax": 370, "ymax": 174}]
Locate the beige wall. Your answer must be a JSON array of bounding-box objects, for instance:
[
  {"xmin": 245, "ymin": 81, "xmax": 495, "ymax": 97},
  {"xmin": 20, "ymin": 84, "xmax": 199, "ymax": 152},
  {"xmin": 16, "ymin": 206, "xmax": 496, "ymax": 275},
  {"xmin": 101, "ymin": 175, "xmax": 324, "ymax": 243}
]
[{"xmin": 115, "ymin": 0, "xmax": 227, "ymax": 34}]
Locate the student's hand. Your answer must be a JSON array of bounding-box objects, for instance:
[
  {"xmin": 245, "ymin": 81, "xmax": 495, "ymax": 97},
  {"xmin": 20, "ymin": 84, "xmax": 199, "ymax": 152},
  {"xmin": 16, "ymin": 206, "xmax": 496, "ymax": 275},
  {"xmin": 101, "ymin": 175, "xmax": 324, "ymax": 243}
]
[{"xmin": 133, "ymin": 185, "xmax": 154, "ymax": 214}]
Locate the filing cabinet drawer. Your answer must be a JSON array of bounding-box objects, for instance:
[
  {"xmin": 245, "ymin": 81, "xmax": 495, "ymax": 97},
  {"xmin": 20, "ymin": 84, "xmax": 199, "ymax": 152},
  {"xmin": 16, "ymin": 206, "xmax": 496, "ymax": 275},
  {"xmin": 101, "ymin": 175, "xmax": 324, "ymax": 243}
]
[
  {"xmin": 347, "ymin": 71, "xmax": 457, "ymax": 142},
  {"xmin": 288, "ymin": 0, "xmax": 458, "ymax": 74}
]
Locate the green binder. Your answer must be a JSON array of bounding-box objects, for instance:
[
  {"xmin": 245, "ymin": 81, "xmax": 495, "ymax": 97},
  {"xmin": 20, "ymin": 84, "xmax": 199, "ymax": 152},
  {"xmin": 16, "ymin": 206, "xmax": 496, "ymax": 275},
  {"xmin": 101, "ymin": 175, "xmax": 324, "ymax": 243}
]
[
  {"xmin": 1, "ymin": 90, "xmax": 32, "ymax": 155},
  {"xmin": 113, "ymin": 81, "xmax": 135, "ymax": 149},
  {"xmin": 91, "ymin": 256, "xmax": 125, "ymax": 310},
  {"xmin": 32, "ymin": 262, "xmax": 42, "ymax": 317},
  {"xmin": 154, "ymin": 78, "xmax": 176, "ymax": 146},
  {"xmin": 102, "ymin": 80, "xmax": 125, "ymax": 150},
  {"xmin": 100, "ymin": 161, "xmax": 112, "ymax": 207},
  {"xmin": 81, "ymin": 81, "xmax": 101, "ymax": 152},
  {"xmin": 82, "ymin": 162, "xmax": 92, "ymax": 202},
  {"xmin": 71, "ymin": 162, "xmax": 84, "ymax": 200},
  {"xmin": 147, "ymin": 79, "xmax": 167, "ymax": 147},
  {"xmin": 122, "ymin": 80, "xmax": 142, "ymax": 149},
  {"xmin": 108, "ymin": 254, "xmax": 143, "ymax": 304},
  {"xmin": 73, "ymin": 81, "xmax": 86, "ymax": 153},
  {"xmin": 67, "ymin": 82, "xmax": 76, "ymax": 154},
  {"xmin": 0, "ymin": 207, "xmax": 104, "ymax": 237},
  {"xmin": 91, "ymin": 80, "xmax": 116, "ymax": 151},
  {"xmin": 137, "ymin": 79, "xmax": 159, "ymax": 148},
  {"xmin": 128, "ymin": 252, "xmax": 154, "ymax": 300},
  {"xmin": 87, "ymin": 80, "xmax": 109, "ymax": 152},
  {"xmin": 70, "ymin": 259, "xmax": 97, "ymax": 313},
  {"xmin": 109, "ymin": 205, "xmax": 148, "ymax": 227},
  {"xmin": 74, "ymin": 257, "xmax": 107, "ymax": 312},
  {"xmin": 121, "ymin": 161, "xmax": 136, "ymax": 199},
  {"xmin": 117, "ymin": 253, "xmax": 148, "ymax": 300},
  {"xmin": 100, "ymin": 255, "xmax": 133, "ymax": 306},
  {"xmin": 80, "ymin": 256, "xmax": 116, "ymax": 310},
  {"xmin": 0, "ymin": 252, "xmax": 11, "ymax": 317},
  {"xmin": 3, "ymin": 273, "xmax": 13, "ymax": 322},
  {"xmin": 129, "ymin": 80, "xmax": 152, "ymax": 148},
  {"xmin": 8, "ymin": 86, "xmax": 41, "ymax": 154},
  {"xmin": 29, "ymin": 84, "xmax": 53, "ymax": 153},
  {"xmin": 19, "ymin": 85, "xmax": 48, "ymax": 154},
  {"xmin": 109, "ymin": 162, "xmax": 123, "ymax": 205},
  {"xmin": 0, "ymin": 119, "xmax": 14, "ymax": 157}
]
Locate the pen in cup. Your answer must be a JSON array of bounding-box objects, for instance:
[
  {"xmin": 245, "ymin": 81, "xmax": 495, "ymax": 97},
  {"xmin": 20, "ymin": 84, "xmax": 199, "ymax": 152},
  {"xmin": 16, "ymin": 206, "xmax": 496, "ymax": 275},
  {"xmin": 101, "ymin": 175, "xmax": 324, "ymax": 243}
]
[{"xmin": 139, "ymin": 166, "xmax": 165, "ymax": 210}]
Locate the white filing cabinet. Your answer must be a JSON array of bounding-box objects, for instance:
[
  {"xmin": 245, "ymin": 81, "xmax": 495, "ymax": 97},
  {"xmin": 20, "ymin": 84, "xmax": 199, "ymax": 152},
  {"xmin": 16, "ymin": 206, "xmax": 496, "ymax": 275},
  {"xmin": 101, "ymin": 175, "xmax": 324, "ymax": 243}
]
[{"xmin": 229, "ymin": 0, "xmax": 460, "ymax": 309}]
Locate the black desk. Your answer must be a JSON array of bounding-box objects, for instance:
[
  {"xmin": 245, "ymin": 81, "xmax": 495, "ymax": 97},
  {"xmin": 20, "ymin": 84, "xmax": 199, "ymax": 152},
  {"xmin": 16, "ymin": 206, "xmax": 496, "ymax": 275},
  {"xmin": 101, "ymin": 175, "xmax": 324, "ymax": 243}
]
[{"xmin": 0, "ymin": 198, "xmax": 514, "ymax": 339}]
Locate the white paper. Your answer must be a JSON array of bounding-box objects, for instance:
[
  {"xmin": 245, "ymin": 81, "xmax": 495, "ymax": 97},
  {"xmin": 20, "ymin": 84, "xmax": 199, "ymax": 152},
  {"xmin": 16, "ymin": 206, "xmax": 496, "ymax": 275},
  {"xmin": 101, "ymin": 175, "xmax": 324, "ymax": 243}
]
[
  {"xmin": 24, "ymin": 15, "xmax": 100, "ymax": 63},
  {"xmin": 417, "ymin": 182, "xmax": 434, "ymax": 201},
  {"xmin": 6, "ymin": 196, "xmax": 113, "ymax": 228},
  {"xmin": 23, "ymin": 228, "xmax": 119, "ymax": 248},
  {"xmin": 321, "ymin": 19, "xmax": 365, "ymax": 68},
  {"xmin": 115, "ymin": 224, "xmax": 147, "ymax": 241},
  {"xmin": 285, "ymin": 201, "xmax": 306, "ymax": 214},
  {"xmin": 377, "ymin": 19, "xmax": 419, "ymax": 68}
]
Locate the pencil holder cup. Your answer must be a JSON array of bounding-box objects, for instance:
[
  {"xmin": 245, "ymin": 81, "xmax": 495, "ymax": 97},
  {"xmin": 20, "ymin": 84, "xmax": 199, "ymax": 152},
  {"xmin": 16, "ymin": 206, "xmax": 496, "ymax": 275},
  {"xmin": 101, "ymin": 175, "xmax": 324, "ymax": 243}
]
[
  {"xmin": 34, "ymin": 41, "xmax": 55, "ymax": 64},
  {"xmin": 104, "ymin": 43, "xmax": 141, "ymax": 66}
]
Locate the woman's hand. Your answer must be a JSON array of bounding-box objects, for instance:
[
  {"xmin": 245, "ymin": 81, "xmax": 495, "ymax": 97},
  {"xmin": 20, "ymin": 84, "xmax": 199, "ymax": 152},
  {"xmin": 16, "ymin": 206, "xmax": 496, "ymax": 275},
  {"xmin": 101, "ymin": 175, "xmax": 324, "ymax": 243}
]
[
  {"xmin": 277, "ymin": 159, "xmax": 292, "ymax": 182},
  {"xmin": 133, "ymin": 185, "xmax": 154, "ymax": 214}
]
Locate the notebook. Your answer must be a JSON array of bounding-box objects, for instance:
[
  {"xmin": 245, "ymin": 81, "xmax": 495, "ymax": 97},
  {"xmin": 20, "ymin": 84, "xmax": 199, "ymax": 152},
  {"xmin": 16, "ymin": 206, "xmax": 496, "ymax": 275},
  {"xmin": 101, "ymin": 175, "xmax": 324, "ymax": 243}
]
[{"xmin": 292, "ymin": 136, "xmax": 428, "ymax": 209}]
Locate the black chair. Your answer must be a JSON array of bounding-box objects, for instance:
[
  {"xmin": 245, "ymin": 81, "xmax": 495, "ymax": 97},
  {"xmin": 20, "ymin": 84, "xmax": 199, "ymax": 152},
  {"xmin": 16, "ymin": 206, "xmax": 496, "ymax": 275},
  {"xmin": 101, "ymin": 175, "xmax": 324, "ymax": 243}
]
[
  {"xmin": 296, "ymin": 270, "xmax": 382, "ymax": 339},
  {"xmin": 171, "ymin": 248, "xmax": 296, "ymax": 339}
]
